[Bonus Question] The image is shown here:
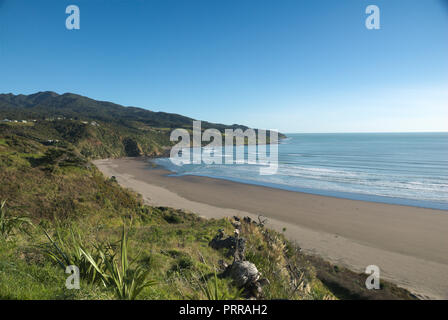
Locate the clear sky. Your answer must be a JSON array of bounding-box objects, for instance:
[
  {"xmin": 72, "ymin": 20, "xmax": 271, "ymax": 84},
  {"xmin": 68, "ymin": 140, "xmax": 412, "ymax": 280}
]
[{"xmin": 0, "ymin": 0, "xmax": 447, "ymax": 133}]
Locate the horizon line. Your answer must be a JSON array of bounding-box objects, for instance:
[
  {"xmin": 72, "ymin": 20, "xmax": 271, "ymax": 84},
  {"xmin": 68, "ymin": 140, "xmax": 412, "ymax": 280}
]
[{"xmin": 283, "ymin": 131, "xmax": 448, "ymax": 134}]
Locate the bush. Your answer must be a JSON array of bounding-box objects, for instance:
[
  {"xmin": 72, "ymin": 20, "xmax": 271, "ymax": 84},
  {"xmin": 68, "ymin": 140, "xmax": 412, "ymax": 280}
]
[{"xmin": 163, "ymin": 213, "xmax": 182, "ymax": 224}]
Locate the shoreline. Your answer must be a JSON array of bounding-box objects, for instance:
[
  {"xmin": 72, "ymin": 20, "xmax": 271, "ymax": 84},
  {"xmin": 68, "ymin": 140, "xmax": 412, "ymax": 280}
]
[
  {"xmin": 155, "ymin": 169, "xmax": 448, "ymax": 211},
  {"xmin": 93, "ymin": 157, "xmax": 448, "ymax": 299}
]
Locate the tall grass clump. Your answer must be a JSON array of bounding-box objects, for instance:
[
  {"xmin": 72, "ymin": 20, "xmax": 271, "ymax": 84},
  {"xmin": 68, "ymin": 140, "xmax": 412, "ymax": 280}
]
[
  {"xmin": 41, "ymin": 226, "xmax": 104, "ymax": 284},
  {"xmin": 0, "ymin": 200, "xmax": 33, "ymax": 240},
  {"xmin": 200, "ymin": 270, "xmax": 237, "ymax": 300},
  {"xmin": 82, "ymin": 225, "xmax": 156, "ymax": 300},
  {"xmin": 184, "ymin": 266, "xmax": 243, "ymax": 300}
]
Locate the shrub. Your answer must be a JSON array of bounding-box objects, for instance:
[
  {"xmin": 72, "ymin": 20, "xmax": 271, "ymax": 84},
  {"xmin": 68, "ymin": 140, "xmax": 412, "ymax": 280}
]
[{"xmin": 163, "ymin": 213, "xmax": 182, "ymax": 224}]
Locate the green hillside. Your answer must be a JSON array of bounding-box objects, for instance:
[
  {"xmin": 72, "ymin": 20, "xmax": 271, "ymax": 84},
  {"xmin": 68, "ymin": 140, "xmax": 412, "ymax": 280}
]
[{"xmin": 0, "ymin": 92, "xmax": 285, "ymax": 158}]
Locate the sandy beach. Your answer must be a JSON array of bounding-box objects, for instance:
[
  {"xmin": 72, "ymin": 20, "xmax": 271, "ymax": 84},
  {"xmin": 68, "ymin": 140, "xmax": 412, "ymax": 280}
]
[{"xmin": 93, "ymin": 157, "xmax": 448, "ymax": 299}]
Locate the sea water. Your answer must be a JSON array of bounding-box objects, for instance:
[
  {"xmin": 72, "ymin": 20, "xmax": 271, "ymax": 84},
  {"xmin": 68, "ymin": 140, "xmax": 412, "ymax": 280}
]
[{"xmin": 153, "ymin": 133, "xmax": 448, "ymax": 210}]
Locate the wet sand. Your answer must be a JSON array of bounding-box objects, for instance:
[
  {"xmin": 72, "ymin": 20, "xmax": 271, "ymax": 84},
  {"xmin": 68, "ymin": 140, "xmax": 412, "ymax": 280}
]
[{"xmin": 93, "ymin": 157, "xmax": 448, "ymax": 299}]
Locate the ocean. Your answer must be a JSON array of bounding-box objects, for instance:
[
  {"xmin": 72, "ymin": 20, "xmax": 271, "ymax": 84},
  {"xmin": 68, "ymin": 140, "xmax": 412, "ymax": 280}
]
[{"xmin": 153, "ymin": 132, "xmax": 448, "ymax": 210}]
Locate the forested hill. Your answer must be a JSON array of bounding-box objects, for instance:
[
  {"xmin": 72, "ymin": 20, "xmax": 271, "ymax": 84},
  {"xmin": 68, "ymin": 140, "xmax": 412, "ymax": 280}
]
[
  {"xmin": 0, "ymin": 91, "xmax": 284, "ymax": 158},
  {"xmin": 0, "ymin": 91, "xmax": 246, "ymax": 130}
]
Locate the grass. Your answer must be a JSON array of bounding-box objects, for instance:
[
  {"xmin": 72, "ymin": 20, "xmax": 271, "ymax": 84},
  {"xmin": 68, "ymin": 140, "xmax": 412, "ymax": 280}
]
[
  {"xmin": 0, "ymin": 200, "xmax": 33, "ymax": 240},
  {"xmin": 198, "ymin": 269, "xmax": 243, "ymax": 300},
  {"xmin": 0, "ymin": 238, "xmax": 112, "ymax": 299}
]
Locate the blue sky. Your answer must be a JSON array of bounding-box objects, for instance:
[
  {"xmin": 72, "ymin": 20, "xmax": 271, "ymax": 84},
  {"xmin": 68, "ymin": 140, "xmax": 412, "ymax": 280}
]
[{"xmin": 0, "ymin": 0, "xmax": 447, "ymax": 133}]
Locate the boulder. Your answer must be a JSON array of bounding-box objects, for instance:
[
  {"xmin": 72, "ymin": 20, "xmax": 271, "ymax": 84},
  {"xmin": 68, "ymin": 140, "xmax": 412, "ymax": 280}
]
[{"xmin": 229, "ymin": 260, "xmax": 260, "ymax": 287}]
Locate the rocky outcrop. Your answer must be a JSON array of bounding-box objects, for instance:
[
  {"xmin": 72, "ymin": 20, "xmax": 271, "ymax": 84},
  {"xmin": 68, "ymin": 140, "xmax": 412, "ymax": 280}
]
[
  {"xmin": 209, "ymin": 216, "xmax": 269, "ymax": 299},
  {"xmin": 209, "ymin": 228, "xmax": 246, "ymax": 261},
  {"xmin": 122, "ymin": 138, "xmax": 142, "ymax": 156}
]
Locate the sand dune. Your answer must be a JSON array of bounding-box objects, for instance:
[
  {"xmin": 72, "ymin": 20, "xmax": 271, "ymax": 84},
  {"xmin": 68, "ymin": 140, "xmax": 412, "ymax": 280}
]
[{"xmin": 93, "ymin": 157, "xmax": 448, "ymax": 299}]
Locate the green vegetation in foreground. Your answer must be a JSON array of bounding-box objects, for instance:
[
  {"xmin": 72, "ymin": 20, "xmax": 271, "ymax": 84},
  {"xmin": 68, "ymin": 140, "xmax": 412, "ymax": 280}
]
[{"xmin": 0, "ymin": 129, "xmax": 416, "ymax": 300}]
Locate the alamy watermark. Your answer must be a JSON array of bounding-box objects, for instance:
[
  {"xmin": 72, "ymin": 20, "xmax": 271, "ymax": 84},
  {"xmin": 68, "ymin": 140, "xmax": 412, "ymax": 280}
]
[
  {"xmin": 365, "ymin": 265, "xmax": 380, "ymax": 290},
  {"xmin": 365, "ymin": 5, "xmax": 380, "ymax": 30},
  {"xmin": 65, "ymin": 265, "xmax": 80, "ymax": 289},
  {"xmin": 65, "ymin": 4, "xmax": 380, "ymax": 31},
  {"xmin": 65, "ymin": 5, "xmax": 80, "ymax": 30},
  {"xmin": 169, "ymin": 121, "xmax": 279, "ymax": 175}
]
